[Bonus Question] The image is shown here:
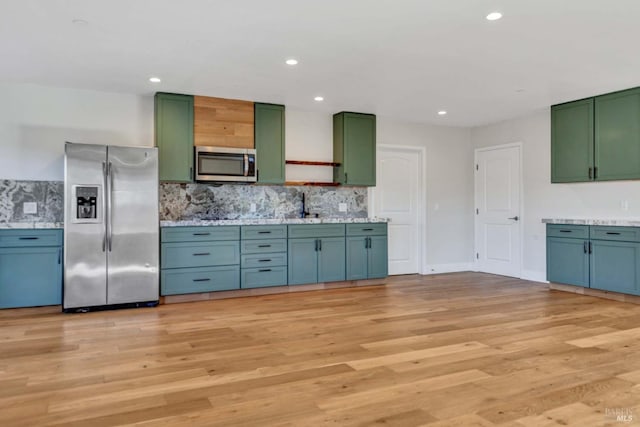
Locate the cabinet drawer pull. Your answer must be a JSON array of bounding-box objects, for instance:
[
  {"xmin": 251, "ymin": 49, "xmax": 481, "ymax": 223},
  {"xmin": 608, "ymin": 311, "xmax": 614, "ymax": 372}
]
[
  {"xmin": 559, "ymin": 230, "xmax": 572, "ymax": 233},
  {"xmin": 258, "ymin": 231, "xmax": 272, "ymax": 234},
  {"xmin": 192, "ymin": 252, "xmax": 210, "ymax": 256},
  {"xmin": 258, "ymin": 259, "xmax": 272, "ymax": 262},
  {"xmin": 258, "ymin": 244, "xmax": 271, "ymax": 248},
  {"xmin": 259, "ymin": 269, "xmax": 272, "ymax": 272},
  {"xmin": 606, "ymin": 232, "xmax": 621, "ymax": 235},
  {"xmin": 192, "ymin": 278, "xmax": 211, "ymax": 282},
  {"xmin": 193, "ymin": 232, "xmax": 211, "ymax": 236},
  {"xmin": 18, "ymin": 236, "xmax": 39, "ymax": 240},
  {"xmin": 362, "ymin": 228, "xmax": 374, "ymax": 231}
]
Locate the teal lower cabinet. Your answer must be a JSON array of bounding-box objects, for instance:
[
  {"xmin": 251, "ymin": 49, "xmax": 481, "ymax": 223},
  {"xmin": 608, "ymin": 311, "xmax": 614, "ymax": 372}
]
[
  {"xmin": 546, "ymin": 224, "xmax": 640, "ymax": 296},
  {"xmin": 317, "ymin": 237, "xmax": 346, "ymax": 283},
  {"xmin": 240, "ymin": 225, "xmax": 288, "ymax": 289},
  {"xmin": 0, "ymin": 229, "xmax": 63, "ymax": 308},
  {"xmin": 160, "ymin": 226, "xmax": 240, "ymax": 295},
  {"xmin": 590, "ymin": 240, "xmax": 640, "ymax": 295},
  {"xmin": 288, "ymin": 238, "xmax": 318, "ymax": 285},
  {"xmin": 546, "ymin": 237, "xmax": 589, "ymax": 287},
  {"xmin": 288, "ymin": 224, "xmax": 347, "ymax": 285},
  {"xmin": 288, "ymin": 237, "xmax": 346, "ymax": 285},
  {"xmin": 346, "ymin": 223, "xmax": 388, "ymax": 280}
]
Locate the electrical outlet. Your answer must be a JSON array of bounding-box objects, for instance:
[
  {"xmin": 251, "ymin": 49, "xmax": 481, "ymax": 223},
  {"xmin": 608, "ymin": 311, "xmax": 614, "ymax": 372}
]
[
  {"xmin": 621, "ymin": 200, "xmax": 629, "ymax": 211},
  {"xmin": 23, "ymin": 202, "xmax": 37, "ymax": 214},
  {"xmin": 339, "ymin": 203, "xmax": 347, "ymax": 212},
  {"xmin": 250, "ymin": 203, "xmax": 257, "ymax": 212}
]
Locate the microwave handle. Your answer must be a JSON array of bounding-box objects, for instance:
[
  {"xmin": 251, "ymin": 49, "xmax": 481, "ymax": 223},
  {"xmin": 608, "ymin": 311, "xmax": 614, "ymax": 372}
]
[{"xmin": 244, "ymin": 153, "xmax": 249, "ymax": 177}]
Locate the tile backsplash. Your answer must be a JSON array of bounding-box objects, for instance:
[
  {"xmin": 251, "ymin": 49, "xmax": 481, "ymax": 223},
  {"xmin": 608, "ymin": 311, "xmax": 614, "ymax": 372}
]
[
  {"xmin": 0, "ymin": 180, "xmax": 64, "ymax": 223},
  {"xmin": 159, "ymin": 183, "xmax": 368, "ymax": 221},
  {"xmin": 0, "ymin": 180, "xmax": 368, "ymax": 223}
]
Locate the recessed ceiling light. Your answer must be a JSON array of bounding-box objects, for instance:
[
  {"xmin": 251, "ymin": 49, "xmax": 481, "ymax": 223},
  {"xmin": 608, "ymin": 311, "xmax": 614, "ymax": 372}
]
[
  {"xmin": 314, "ymin": 96, "xmax": 324, "ymax": 102},
  {"xmin": 149, "ymin": 77, "xmax": 161, "ymax": 83},
  {"xmin": 285, "ymin": 59, "xmax": 298, "ymax": 66},
  {"xmin": 72, "ymin": 18, "xmax": 88, "ymax": 25},
  {"xmin": 438, "ymin": 110, "xmax": 447, "ymax": 116},
  {"xmin": 486, "ymin": 12, "xmax": 503, "ymax": 21}
]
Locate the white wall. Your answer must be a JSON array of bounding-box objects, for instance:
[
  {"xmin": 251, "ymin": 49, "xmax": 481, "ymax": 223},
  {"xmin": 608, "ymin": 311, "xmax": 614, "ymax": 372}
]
[
  {"xmin": 0, "ymin": 83, "xmax": 153, "ymax": 181},
  {"xmin": 377, "ymin": 119, "xmax": 474, "ymax": 270},
  {"xmin": 285, "ymin": 110, "xmax": 334, "ymax": 182},
  {"xmin": 471, "ymin": 109, "xmax": 640, "ymax": 281}
]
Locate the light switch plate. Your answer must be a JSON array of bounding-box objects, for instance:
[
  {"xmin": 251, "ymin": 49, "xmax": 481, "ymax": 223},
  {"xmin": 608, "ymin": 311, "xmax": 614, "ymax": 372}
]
[
  {"xmin": 339, "ymin": 203, "xmax": 347, "ymax": 212},
  {"xmin": 250, "ymin": 203, "xmax": 257, "ymax": 212},
  {"xmin": 23, "ymin": 202, "xmax": 37, "ymax": 214}
]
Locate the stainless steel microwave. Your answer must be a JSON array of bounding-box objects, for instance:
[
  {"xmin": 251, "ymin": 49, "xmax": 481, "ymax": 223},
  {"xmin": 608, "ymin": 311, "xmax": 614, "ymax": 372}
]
[{"xmin": 195, "ymin": 146, "xmax": 257, "ymax": 183}]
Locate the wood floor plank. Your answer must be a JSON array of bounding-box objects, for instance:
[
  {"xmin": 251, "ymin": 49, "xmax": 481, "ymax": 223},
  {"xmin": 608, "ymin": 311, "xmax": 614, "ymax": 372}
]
[{"xmin": 1, "ymin": 272, "xmax": 640, "ymax": 426}]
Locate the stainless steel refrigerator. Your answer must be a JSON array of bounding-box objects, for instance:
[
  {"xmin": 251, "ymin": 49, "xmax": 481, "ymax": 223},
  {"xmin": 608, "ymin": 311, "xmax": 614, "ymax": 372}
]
[{"xmin": 64, "ymin": 142, "xmax": 159, "ymax": 312}]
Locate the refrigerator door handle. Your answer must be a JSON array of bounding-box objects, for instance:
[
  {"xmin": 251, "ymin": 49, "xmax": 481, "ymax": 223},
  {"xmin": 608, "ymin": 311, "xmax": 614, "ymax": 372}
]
[
  {"xmin": 102, "ymin": 161, "xmax": 108, "ymax": 252},
  {"xmin": 107, "ymin": 161, "xmax": 113, "ymax": 252}
]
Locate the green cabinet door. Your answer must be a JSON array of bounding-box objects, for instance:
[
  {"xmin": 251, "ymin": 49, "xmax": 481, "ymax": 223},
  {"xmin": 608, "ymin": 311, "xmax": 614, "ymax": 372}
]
[
  {"xmin": 551, "ymin": 99, "xmax": 594, "ymax": 183},
  {"xmin": 346, "ymin": 236, "xmax": 368, "ymax": 280},
  {"xmin": 0, "ymin": 246, "xmax": 62, "ymax": 308},
  {"xmin": 317, "ymin": 237, "xmax": 346, "ymax": 282},
  {"xmin": 546, "ymin": 237, "xmax": 589, "ymax": 287},
  {"xmin": 590, "ymin": 240, "xmax": 640, "ymax": 295},
  {"xmin": 595, "ymin": 88, "xmax": 640, "ymax": 181},
  {"xmin": 334, "ymin": 112, "xmax": 376, "ymax": 186},
  {"xmin": 155, "ymin": 93, "xmax": 194, "ymax": 182},
  {"xmin": 288, "ymin": 238, "xmax": 318, "ymax": 285},
  {"xmin": 368, "ymin": 235, "xmax": 388, "ymax": 279},
  {"xmin": 255, "ymin": 103, "xmax": 285, "ymax": 184}
]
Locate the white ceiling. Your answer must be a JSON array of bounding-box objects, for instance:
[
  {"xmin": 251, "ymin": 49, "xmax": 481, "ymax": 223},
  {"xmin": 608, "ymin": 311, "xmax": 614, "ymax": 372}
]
[{"xmin": 2, "ymin": 0, "xmax": 640, "ymax": 127}]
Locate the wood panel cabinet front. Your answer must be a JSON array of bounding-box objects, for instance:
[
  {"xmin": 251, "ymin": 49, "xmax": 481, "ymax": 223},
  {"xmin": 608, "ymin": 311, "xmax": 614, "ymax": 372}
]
[{"xmin": 194, "ymin": 96, "xmax": 254, "ymax": 148}]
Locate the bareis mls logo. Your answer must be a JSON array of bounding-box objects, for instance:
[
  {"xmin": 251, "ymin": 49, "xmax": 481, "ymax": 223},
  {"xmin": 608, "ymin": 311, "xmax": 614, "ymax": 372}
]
[{"xmin": 605, "ymin": 408, "xmax": 634, "ymax": 423}]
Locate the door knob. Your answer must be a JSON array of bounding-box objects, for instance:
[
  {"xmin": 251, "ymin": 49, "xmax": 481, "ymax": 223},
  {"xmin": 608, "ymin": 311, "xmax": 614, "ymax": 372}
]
[{"xmin": 508, "ymin": 216, "xmax": 519, "ymax": 221}]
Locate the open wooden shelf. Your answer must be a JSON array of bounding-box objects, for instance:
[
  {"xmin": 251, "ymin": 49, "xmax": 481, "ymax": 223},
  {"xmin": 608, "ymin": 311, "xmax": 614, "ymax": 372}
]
[
  {"xmin": 285, "ymin": 160, "xmax": 341, "ymax": 167},
  {"xmin": 284, "ymin": 181, "xmax": 340, "ymax": 187}
]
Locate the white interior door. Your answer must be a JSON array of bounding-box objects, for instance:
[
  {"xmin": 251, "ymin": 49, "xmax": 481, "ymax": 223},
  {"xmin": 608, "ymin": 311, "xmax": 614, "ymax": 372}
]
[
  {"xmin": 475, "ymin": 144, "xmax": 522, "ymax": 278},
  {"xmin": 372, "ymin": 146, "xmax": 423, "ymax": 275}
]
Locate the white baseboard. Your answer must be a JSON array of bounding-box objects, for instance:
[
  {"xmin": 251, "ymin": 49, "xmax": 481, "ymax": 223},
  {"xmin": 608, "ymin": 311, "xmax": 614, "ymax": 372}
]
[
  {"xmin": 422, "ymin": 263, "xmax": 474, "ymax": 275},
  {"xmin": 520, "ymin": 269, "xmax": 548, "ymax": 283}
]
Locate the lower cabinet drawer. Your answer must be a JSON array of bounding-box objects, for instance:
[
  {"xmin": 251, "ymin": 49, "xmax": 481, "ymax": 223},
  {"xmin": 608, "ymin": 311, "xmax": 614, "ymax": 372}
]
[
  {"xmin": 241, "ymin": 252, "xmax": 287, "ymax": 268},
  {"xmin": 241, "ymin": 266, "xmax": 287, "ymax": 289},
  {"xmin": 346, "ymin": 223, "xmax": 387, "ymax": 236},
  {"xmin": 161, "ymin": 241, "xmax": 240, "ymax": 269},
  {"xmin": 161, "ymin": 266, "xmax": 240, "ymax": 295},
  {"xmin": 240, "ymin": 239, "xmax": 287, "ymax": 254}
]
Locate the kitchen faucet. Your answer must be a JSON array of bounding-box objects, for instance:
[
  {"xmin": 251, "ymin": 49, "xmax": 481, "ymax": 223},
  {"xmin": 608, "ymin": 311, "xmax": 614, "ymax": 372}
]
[{"xmin": 300, "ymin": 193, "xmax": 310, "ymax": 218}]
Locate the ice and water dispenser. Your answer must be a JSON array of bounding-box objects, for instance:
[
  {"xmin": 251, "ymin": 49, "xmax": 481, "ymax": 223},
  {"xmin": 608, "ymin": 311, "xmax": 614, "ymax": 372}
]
[{"xmin": 72, "ymin": 185, "xmax": 100, "ymax": 223}]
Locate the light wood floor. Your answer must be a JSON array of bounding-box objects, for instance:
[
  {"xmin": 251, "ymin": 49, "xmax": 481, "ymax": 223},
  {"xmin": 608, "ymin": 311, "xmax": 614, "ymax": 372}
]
[{"xmin": 2, "ymin": 272, "xmax": 640, "ymax": 427}]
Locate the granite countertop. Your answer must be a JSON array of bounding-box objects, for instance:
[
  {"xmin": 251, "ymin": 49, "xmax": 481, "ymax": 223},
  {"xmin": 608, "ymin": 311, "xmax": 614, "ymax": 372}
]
[
  {"xmin": 0, "ymin": 222, "xmax": 63, "ymax": 229},
  {"xmin": 160, "ymin": 217, "xmax": 390, "ymax": 227},
  {"xmin": 542, "ymin": 218, "xmax": 640, "ymax": 227}
]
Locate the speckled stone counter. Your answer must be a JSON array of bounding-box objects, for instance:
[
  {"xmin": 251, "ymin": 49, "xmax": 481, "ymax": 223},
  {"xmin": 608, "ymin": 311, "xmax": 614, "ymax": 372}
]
[
  {"xmin": 542, "ymin": 218, "xmax": 640, "ymax": 227},
  {"xmin": 0, "ymin": 222, "xmax": 63, "ymax": 229},
  {"xmin": 161, "ymin": 217, "xmax": 390, "ymax": 227}
]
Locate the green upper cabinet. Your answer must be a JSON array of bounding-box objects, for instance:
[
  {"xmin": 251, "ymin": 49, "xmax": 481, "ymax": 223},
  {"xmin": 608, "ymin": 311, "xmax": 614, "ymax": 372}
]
[
  {"xmin": 551, "ymin": 99, "xmax": 594, "ymax": 183},
  {"xmin": 333, "ymin": 112, "xmax": 376, "ymax": 186},
  {"xmin": 551, "ymin": 86, "xmax": 640, "ymax": 183},
  {"xmin": 595, "ymin": 88, "xmax": 640, "ymax": 181},
  {"xmin": 254, "ymin": 103, "xmax": 285, "ymax": 184},
  {"xmin": 155, "ymin": 93, "xmax": 194, "ymax": 182}
]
